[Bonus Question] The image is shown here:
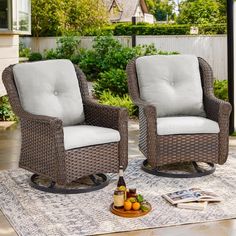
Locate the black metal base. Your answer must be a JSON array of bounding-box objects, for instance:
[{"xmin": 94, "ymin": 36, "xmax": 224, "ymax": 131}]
[
  {"xmin": 29, "ymin": 173, "xmax": 110, "ymax": 194},
  {"xmin": 142, "ymin": 160, "xmax": 215, "ymax": 178}
]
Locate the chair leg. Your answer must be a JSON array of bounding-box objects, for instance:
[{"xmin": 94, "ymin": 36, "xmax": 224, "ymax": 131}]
[
  {"xmin": 29, "ymin": 173, "xmax": 110, "ymax": 194},
  {"xmin": 142, "ymin": 159, "xmax": 215, "ymax": 178}
]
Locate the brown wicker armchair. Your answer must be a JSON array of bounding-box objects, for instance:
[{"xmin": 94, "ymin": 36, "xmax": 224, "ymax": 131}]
[
  {"xmin": 127, "ymin": 55, "xmax": 231, "ymax": 178},
  {"xmin": 3, "ymin": 59, "xmax": 128, "ymax": 193}
]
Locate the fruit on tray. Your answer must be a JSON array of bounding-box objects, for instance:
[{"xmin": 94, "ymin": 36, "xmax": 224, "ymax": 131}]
[
  {"xmin": 132, "ymin": 202, "xmax": 141, "ymax": 211},
  {"xmin": 125, "ymin": 193, "xmax": 150, "ymax": 212},
  {"xmin": 124, "ymin": 200, "xmax": 132, "ymax": 210},
  {"xmin": 113, "ymin": 184, "xmax": 151, "ymax": 212}
]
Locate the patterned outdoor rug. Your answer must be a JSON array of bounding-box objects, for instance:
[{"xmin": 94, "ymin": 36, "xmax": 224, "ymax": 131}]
[{"xmin": 1, "ymin": 154, "xmax": 236, "ymax": 236}]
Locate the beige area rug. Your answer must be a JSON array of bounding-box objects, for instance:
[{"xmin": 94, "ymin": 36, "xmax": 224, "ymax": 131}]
[{"xmin": 0, "ymin": 154, "xmax": 236, "ymax": 236}]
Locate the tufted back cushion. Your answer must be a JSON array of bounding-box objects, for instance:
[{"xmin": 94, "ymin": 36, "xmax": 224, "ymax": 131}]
[
  {"xmin": 13, "ymin": 59, "xmax": 85, "ymax": 126},
  {"xmin": 136, "ymin": 55, "xmax": 206, "ymax": 117}
]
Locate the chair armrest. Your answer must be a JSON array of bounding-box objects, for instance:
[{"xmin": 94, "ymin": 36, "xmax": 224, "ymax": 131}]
[
  {"xmin": 204, "ymin": 94, "xmax": 232, "ymax": 164},
  {"xmin": 83, "ymin": 99, "xmax": 128, "ymax": 169},
  {"xmin": 83, "ymin": 99, "xmax": 128, "ymax": 130},
  {"xmin": 135, "ymin": 98, "xmax": 158, "ymax": 167},
  {"xmin": 204, "ymin": 94, "xmax": 232, "ymax": 123},
  {"xmin": 19, "ymin": 111, "xmax": 66, "ymax": 183},
  {"xmin": 19, "ymin": 110, "xmax": 63, "ymax": 130},
  {"xmin": 133, "ymin": 98, "xmax": 157, "ymax": 126}
]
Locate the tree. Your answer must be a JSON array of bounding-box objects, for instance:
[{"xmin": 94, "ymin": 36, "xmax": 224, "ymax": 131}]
[
  {"xmin": 216, "ymin": 0, "xmax": 227, "ymax": 23},
  {"xmin": 31, "ymin": 0, "xmax": 109, "ymax": 37},
  {"xmin": 155, "ymin": 0, "xmax": 176, "ymax": 21},
  {"xmin": 145, "ymin": 0, "xmax": 157, "ymax": 11},
  {"xmin": 66, "ymin": 0, "xmax": 109, "ymax": 34},
  {"xmin": 177, "ymin": 0, "xmax": 223, "ymax": 24},
  {"xmin": 145, "ymin": 0, "xmax": 176, "ymax": 22},
  {"xmin": 31, "ymin": 0, "xmax": 67, "ymax": 37}
]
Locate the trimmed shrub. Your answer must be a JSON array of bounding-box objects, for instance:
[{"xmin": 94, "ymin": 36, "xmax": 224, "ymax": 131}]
[
  {"xmin": 99, "ymin": 91, "xmax": 138, "ymax": 117},
  {"xmin": 84, "ymin": 23, "xmax": 227, "ymax": 36}
]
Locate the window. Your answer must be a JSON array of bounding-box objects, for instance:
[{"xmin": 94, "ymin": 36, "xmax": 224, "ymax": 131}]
[
  {"xmin": 12, "ymin": 0, "xmax": 30, "ymax": 32},
  {"xmin": 0, "ymin": 0, "xmax": 31, "ymax": 34},
  {"xmin": 0, "ymin": 0, "xmax": 8, "ymax": 29}
]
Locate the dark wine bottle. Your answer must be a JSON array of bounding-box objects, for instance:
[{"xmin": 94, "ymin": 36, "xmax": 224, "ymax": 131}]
[{"xmin": 117, "ymin": 166, "xmax": 126, "ymax": 187}]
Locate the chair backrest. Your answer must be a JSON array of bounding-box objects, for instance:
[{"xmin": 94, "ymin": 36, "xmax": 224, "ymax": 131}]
[
  {"xmin": 12, "ymin": 59, "xmax": 85, "ymax": 126},
  {"xmin": 135, "ymin": 55, "xmax": 206, "ymax": 117}
]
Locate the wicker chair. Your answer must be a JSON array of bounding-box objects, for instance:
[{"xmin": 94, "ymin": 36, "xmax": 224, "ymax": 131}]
[
  {"xmin": 3, "ymin": 59, "xmax": 128, "ymax": 193},
  {"xmin": 127, "ymin": 55, "xmax": 231, "ymax": 178}
]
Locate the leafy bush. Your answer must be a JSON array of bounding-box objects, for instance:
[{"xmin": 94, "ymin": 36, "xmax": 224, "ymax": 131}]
[
  {"xmin": 99, "ymin": 91, "xmax": 138, "ymax": 117},
  {"xmin": 93, "ymin": 69, "xmax": 128, "ymax": 98},
  {"xmin": 214, "ymin": 80, "xmax": 228, "ymax": 101},
  {"xmin": 56, "ymin": 36, "xmax": 80, "ymax": 59},
  {"xmin": 44, "ymin": 48, "xmax": 59, "ymax": 60},
  {"xmin": 135, "ymin": 44, "xmax": 158, "ymax": 56},
  {"xmin": 77, "ymin": 49, "xmax": 99, "ymax": 81},
  {"xmin": 102, "ymin": 47, "xmax": 137, "ymax": 71},
  {"xmin": 44, "ymin": 36, "xmax": 80, "ymax": 60},
  {"xmin": 77, "ymin": 35, "xmax": 135, "ymax": 81},
  {"xmin": 91, "ymin": 36, "xmax": 179, "ymax": 97},
  {"xmin": 28, "ymin": 52, "xmax": 43, "ymax": 61},
  {"xmin": 19, "ymin": 42, "xmax": 31, "ymax": 58},
  {"xmin": 0, "ymin": 96, "xmax": 17, "ymax": 121},
  {"xmin": 79, "ymin": 36, "xmax": 160, "ymax": 81}
]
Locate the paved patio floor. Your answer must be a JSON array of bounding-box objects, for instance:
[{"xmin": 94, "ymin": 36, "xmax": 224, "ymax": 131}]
[{"xmin": 0, "ymin": 120, "xmax": 236, "ymax": 236}]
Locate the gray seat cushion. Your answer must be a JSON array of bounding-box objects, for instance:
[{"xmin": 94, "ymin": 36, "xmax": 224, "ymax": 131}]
[
  {"xmin": 63, "ymin": 125, "xmax": 120, "ymax": 150},
  {"xmin": 157, "ymin": 116, "xmax": 220, "ymax": 135},
  {"xmin": 13, "ymin": 59, "xmax": 85, "ymax": 126},
  {"xmin": 136, "ymin": 55, "xmax": 206, "ymax": 117}
]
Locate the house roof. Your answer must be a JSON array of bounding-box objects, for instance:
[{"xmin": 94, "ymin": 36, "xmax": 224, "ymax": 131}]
[{"xmin": 104, "ymin": 0, "xmax": 149, "ymax": 22}]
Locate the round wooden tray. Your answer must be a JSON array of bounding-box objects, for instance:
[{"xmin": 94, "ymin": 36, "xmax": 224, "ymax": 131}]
[{"xmin": 110, "ymin": 203, "xmax": 152, "ymax": 218}]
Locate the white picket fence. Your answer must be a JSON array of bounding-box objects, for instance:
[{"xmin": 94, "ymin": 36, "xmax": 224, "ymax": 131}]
[{"xmin": 21, "ymin": 35, "xmax": 227, "ymax": 80}]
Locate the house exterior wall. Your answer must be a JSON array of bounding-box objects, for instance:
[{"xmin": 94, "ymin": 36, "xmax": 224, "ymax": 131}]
[
  {"xmin": 134, "ymin": 5, "xmax": 144, "ymax": 17},
  {"xmin": 143, "ymin": 14, "xmax": 154, "ymax": 24},
  {"xmin": 134, "ymin": 5, "xmax": 154, "ymax": 23},
  {"xmin": 0, "ymin": 35, "xmax": 19, "ymax": 96}
]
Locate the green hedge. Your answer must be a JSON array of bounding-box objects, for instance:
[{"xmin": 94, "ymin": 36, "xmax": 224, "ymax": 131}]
[{"xmin": 86, "ymin": 23, "xmax": 226, "ymax": 36}]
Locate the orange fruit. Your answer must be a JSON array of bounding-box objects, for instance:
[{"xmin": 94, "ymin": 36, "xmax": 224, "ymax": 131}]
[
  {"xmin": 124, "ymin": 200, "xmax": 132, "ymax": 211},
  {"xmin": 132, "ymin": 202, "xmax": 141, "ymax": 211}
]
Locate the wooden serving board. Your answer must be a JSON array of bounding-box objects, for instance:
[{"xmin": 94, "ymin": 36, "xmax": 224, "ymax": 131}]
[{"xmin": 110, "ymin": 203, "xmax": 151, "ymax": 218}]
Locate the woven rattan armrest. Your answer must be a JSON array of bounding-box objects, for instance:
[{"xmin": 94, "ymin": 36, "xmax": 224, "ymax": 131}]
[
  {"xmin": 83, "ymin": 99, "xmax": 128, "ymax": 169},
  {"xmin": 19, "ymin": 110, "xmax": 63, "ymax": 128},
  {"xmin": 83, "ymin": 99, "xmax": 128, "ymax": 130},
  {"xmin": 204, "ymin": 94, "xmax": 232, "ymax": 123},
  {"xmin": 204, "ymin": 94, "xmax": 231, "ymax": 164}
]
